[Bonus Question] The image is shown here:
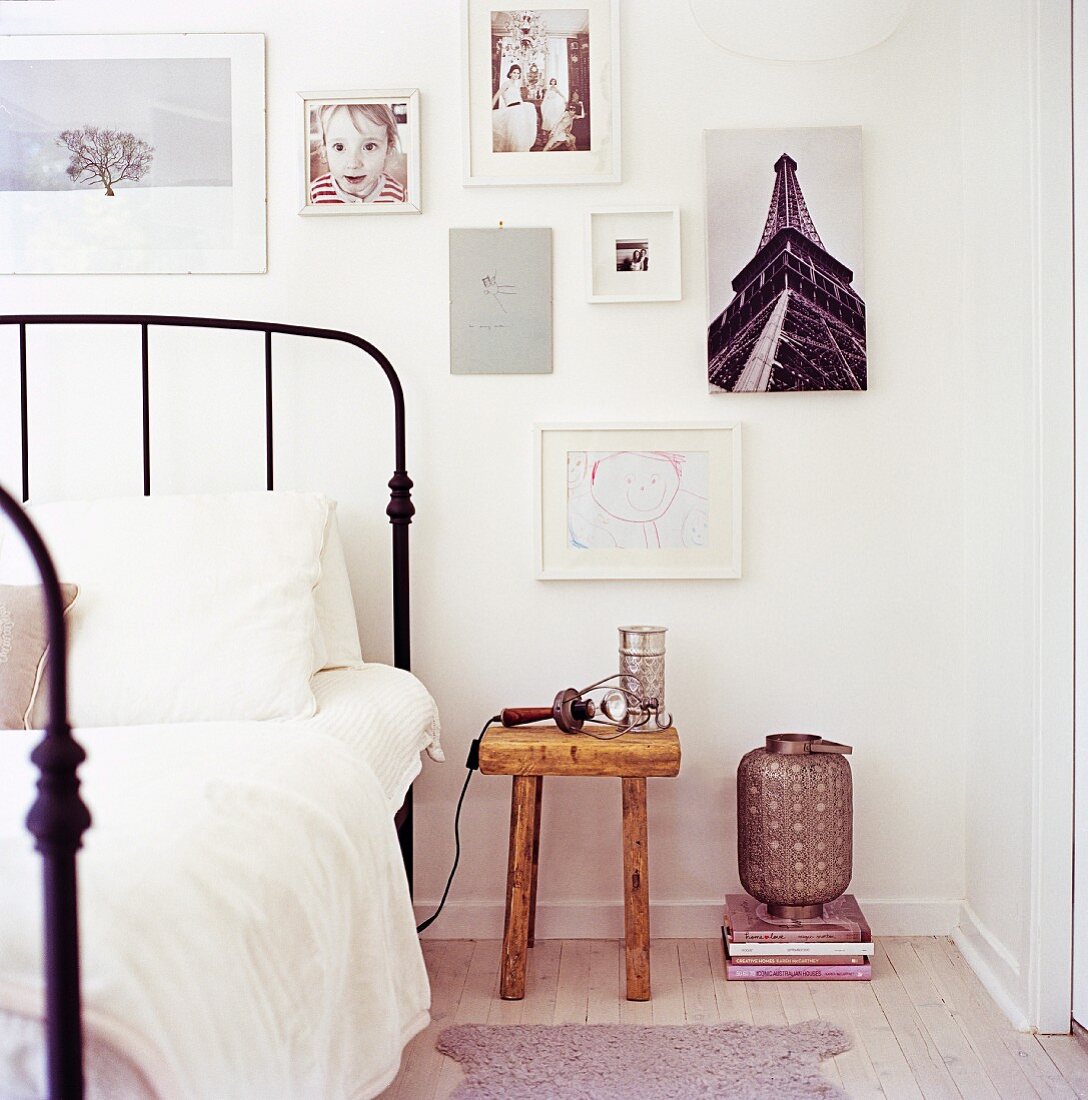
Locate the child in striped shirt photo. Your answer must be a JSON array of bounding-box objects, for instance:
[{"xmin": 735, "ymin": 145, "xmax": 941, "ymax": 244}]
[{"xmin": 308, "ymin": 102, "xmax": 407, "ymax": 206}]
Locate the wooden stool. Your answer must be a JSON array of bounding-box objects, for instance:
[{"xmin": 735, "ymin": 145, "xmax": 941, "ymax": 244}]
[{"xmin": 479, "ymin": 723, "xmax": 681, "ymax": 1001}]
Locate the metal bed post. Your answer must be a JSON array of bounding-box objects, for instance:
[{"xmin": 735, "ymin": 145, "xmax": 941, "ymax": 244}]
[
  {"xmin": 18, "ymin": 323, "xmax": 29, "ymax": 503},
  {"xmin": 0, "ymin": 485, "xmax": 90, "ymax": 1100}
]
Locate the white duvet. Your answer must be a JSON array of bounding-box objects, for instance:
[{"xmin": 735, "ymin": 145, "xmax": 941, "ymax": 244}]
[{"xmin": 0, "ymin": 665, "xmax": 439, "ymax": 1100}]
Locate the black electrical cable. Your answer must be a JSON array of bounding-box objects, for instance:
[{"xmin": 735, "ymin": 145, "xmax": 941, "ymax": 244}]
[{"xmin": 415, "ymin": 715, "xmax": 499, "ymax": 935}]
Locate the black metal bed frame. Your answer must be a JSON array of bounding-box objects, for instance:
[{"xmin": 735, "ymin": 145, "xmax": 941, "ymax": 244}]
[{"xmin": 0, "ymin": 313, "xmax": 416, "ymax": 1100}]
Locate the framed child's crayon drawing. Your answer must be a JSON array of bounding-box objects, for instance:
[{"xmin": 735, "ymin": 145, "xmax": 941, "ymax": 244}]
[
  {"xmin": 535, "ymin": 423, "xmax": 743, "ymax": 580},
  {"xmin": 299, "ymin": 89, "xmax": 421, "ymax": 215},
  {"xmin": 461, "ymin": 2, "xmax": 620, "ymax": 186}
]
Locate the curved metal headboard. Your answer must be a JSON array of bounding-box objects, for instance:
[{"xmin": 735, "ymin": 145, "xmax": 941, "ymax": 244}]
[
  {"xmin": 1, "ymin": 314, "xmax": 416, "ymax": 1100},
  {"xmin": 0, "ymin": 485, "xmax": 90, "ymax": 1100},
  {"xmin": 0, "ymin": 313, "xmax": 415, "ymax": 670}
]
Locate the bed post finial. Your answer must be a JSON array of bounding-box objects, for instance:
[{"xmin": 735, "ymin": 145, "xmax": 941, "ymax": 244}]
[
  {"xmin": 386, "ymin": 470, "xmax": 415, "ymax": 524},
  {"xmin": 27, "ymin": 733, "xmax": 92, "ymax": 855},
  {"xmin": 387, "ymin": 470, "xmax": 414, "ymax": 673}
]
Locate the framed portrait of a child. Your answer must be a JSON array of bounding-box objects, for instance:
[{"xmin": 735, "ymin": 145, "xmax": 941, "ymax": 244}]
[{"xmin": 299, "ymin": 89, "xmax": 421, "ymax": 215}]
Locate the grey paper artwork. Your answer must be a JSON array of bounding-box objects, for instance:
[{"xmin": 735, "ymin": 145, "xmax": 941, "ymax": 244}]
[{"xmin": 449, "ymin": 227, "xmax": 552, "ymax": 374}]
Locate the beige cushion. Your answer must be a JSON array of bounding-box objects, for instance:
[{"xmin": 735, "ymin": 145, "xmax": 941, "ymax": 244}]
[{"xmin": 0, "ymin": 584, "xmax": 79, "ymax": 729}]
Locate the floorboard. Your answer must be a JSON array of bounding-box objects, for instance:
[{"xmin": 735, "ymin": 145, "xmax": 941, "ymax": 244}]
[{"xmin": 381, "ymin": 936, "xmax": 1079, "ymax": 1099}]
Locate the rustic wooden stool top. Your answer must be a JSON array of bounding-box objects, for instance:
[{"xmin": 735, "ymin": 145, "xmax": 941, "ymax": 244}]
[{"xmin": 480, "ymin": 723, "xmax": 681, "ymax": 1001}]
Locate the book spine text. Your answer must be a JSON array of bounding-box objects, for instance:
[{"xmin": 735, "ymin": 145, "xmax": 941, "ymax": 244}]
[{"xmin": 726, "ymin": 963, "xmax": 872, "ymax": 981}]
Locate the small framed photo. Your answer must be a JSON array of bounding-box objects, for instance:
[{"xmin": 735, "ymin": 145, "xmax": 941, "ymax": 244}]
[
  {"xmin": 535, "ymin": 422, "xmax": 742, "ymax": 580},
  {"xmin": 586, "ymin": 207, "xmax": 681, "ymax": 302},
  {"xmin": 299, "ymin": 89, "xmax": 421, "ymax": 215},
  {"xmin": 461, "ymin": 1, "xmax": 620, "ymax": 186}
]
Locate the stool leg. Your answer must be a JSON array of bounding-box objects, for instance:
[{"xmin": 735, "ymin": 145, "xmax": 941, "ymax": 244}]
[
  {"xmin": 527, "ymin": 776, "xmax": 543, "ymax": 948},
  {"xmin": 621, "ymin": 777, "xmax": 650, "ymax": 1000},
  {"xmin": 500, "ymin": 774, "xmax": 540, "ymax": 1000}
]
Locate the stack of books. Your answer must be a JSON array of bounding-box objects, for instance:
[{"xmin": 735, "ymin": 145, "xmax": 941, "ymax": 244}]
[{"xmin": 722, "ymin": 893, "xmax": 872, "ymax": 981}]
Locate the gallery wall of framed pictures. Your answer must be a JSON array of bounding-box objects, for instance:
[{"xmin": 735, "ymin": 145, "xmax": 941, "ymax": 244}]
[{"xmin": 0, "ymin": 5, "xmax": 874, "ymax": 584}]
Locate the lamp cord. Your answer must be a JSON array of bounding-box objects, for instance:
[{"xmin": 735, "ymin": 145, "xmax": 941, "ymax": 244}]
[{"xmin": 415, "ymin": 714, "xmax": 499, "ymax": 935}]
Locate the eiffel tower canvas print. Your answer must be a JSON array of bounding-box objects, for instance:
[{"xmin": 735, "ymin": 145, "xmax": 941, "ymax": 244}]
[{"xmin": 706, "ymin": 127, "xmax": 865, "ymax": 392}]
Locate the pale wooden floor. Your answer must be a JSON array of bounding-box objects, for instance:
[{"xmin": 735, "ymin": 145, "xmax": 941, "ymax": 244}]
[{"xmin": 382, "ymin": 937, "xmax": 1088, "ymax": 1099}]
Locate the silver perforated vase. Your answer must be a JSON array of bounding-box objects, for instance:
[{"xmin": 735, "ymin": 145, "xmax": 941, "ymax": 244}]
[{"xmin": 736, "ymin": 733, "xmax": 853, "ymax": 919}]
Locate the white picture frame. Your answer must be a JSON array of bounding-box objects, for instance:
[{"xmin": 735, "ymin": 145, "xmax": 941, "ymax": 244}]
[
  {"xmin": 586, "ymin": 206, "xmax": 682, "ymax": 302},
  {"xmin": 298, "ymin": 89, "xmax": 421, "ymax": 215},
  {"xmin": 0, "ymin": 33, "xmax": 266, "ymax": 274},
  {"xmin": 536, "ymin": 422, "xmax": 742, "ymax": 580},
  {"xmin": 461, "ymin": 1, "xmax": 621, "ymax": 186}
]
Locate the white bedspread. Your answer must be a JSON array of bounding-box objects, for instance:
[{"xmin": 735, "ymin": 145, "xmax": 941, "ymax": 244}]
[
  {"xmin": 0, "ymin": 666, "xmax": 439, "ymax": 1099},
  {"xmin": 311, "ymin": 665, "xmax": 444, "ymax": 812}
]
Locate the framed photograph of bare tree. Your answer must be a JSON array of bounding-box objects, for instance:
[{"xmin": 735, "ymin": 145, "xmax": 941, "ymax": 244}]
[
  {"xmin": 0, "ymin": 34, "xmax": 266, "ymax": 273},
  {"xmin": 461, "ymin": 1, "xmax": 620, "ymax": 186},
  {"xmin": 298, "ymin": 90, "xmax": 421, "ymax": 215}
]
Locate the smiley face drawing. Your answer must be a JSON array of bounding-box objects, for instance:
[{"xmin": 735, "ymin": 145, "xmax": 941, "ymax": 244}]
[
  {"xmin": 682, "ymin": 506, "xmax": 709, "ymax": 548},
  {"xmin": 589, "ymin": 451, "xmax": 684, "ymax": 548}
]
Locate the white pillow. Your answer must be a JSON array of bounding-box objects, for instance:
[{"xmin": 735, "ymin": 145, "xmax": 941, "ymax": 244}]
[
  {"xmin": 314, "ymin": 503, "xmax": 365, "ymax": 670},
  {"xmin": 0, "ymin": 491, "xmax": 329, "ymax": 728}
]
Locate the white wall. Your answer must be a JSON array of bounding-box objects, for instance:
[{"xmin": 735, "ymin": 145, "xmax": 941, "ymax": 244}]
[
  {"xmin": 956, "ymin": 0, "xmax": 1073, "ymax": 1033},
  {"xmin": 1, "ymin": 0, "xmax": 1066, "ymax": 1021}
]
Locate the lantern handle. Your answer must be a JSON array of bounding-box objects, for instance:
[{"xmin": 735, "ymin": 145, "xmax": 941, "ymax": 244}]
[{"xmin": 810, "ymin": 739, "xmax": 852, "ymax": 754}]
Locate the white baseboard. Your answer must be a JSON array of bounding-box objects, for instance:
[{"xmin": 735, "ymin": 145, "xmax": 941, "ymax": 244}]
[
  {"xmin": 953, "ymin": 903, "xmax": 1032, "ymax": 1032},
  {"xmin": 415, "ymin": 897, "xmax": 963, "ymax": 941}
]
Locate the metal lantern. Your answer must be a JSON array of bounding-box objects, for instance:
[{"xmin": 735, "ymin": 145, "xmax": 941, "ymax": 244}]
[{"xmin": 736, "ymin": 733, "xmax": 853, "ymax": 919}]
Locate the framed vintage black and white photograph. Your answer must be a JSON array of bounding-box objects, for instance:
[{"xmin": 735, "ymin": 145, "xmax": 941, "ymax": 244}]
[
  {"xmin": 586, "ymin": 207, "xmax": 681, "ymax": 303},
  {"xmin": 535, "ymin": 422, "xmax": 742, "ymax": 580},
  {"xmin": 705, "ymin": 126, "xmax": 866, "ymax": 392},
  {"xmin": 449, "ymin": 227, "xmax": 552, "ymax": 374},
  {"xmin": 299, "ymin": 90, "xmax": 421, "ymax": 216},
  {"xmin": 615, "ymin": 239, "xmax": 649, "ymax": 272},
  {"xmin": 461, "ymin": 1, "xmax": 620, "ymax": 186},
  {"xmin": 0, "ymin": 34, "xmax": 265, "ymax": 273}
]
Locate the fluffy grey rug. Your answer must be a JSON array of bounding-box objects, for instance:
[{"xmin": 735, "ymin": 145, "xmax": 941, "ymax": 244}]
[{"xmin": 436, "ymin": 1019, "xmax": 850, "ymax": 1099}]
